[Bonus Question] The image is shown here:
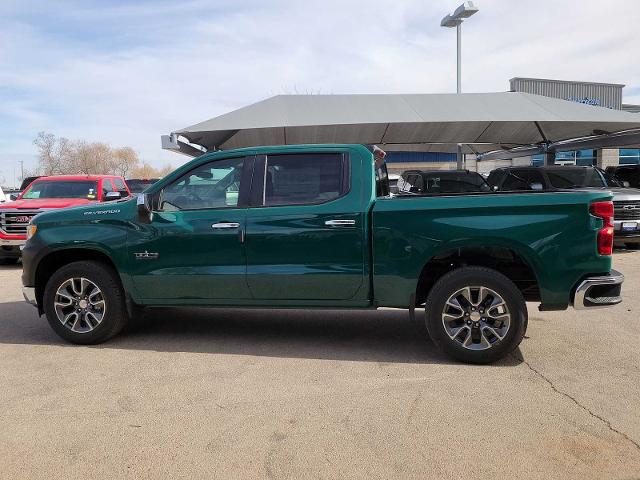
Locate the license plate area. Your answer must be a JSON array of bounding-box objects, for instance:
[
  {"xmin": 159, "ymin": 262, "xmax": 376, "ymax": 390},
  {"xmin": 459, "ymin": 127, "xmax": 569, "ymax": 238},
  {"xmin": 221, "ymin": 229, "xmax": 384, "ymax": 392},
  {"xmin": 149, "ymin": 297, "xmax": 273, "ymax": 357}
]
[{"xmin": 622, "ymin": 222, "xmax": 638, "ymax": 231}]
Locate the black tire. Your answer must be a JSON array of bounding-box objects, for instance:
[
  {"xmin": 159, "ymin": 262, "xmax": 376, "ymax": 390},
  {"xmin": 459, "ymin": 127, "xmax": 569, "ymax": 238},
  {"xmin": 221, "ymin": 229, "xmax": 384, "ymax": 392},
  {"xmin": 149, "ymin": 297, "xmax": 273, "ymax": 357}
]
[
  {"xmin": 424, "ymin": 266, "xmax": 528, "ymax": 364},
  {"xmin": 43, "ymin": 260, "xmax": 128, "ymax": 344},
  {"xmin": 625, "ymin": 243, "xmax": 640, "ymax": 250}
]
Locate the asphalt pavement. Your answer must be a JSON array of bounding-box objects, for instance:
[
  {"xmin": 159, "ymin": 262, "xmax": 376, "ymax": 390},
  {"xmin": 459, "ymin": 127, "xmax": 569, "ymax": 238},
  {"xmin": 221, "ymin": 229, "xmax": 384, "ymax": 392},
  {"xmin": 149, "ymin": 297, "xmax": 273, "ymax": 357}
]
[{"xmin": 0, "ymin": 253, "xmax": 639, "ymax": 479}]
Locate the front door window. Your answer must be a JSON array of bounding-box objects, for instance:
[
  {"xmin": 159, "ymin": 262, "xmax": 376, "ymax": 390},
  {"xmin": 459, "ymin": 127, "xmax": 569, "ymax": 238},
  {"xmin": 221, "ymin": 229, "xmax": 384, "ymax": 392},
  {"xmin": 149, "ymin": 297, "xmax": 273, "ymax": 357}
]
[{"xmin": 161, "ymin": 157, "xmax": 245, "ymax": 211}]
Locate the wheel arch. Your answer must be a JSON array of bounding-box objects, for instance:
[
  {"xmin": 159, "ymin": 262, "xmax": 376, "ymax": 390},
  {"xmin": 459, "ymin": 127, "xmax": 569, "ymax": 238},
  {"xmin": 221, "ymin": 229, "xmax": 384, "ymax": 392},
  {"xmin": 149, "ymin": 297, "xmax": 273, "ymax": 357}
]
[
  {"xmin": 34, "ymin": 247, "xmax": 122, "ymax": 313},
  {"xmin": 415, "ymin": 244, "xmax": 541, "ymax": 307}
]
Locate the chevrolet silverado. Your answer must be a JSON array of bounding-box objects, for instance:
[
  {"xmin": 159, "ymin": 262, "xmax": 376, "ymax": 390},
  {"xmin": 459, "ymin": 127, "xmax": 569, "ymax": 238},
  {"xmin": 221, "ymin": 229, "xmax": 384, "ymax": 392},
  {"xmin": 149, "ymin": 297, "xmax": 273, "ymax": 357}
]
[{"xmin": 21, "ymin": 145, "xmax": 623, "ymax": 363}]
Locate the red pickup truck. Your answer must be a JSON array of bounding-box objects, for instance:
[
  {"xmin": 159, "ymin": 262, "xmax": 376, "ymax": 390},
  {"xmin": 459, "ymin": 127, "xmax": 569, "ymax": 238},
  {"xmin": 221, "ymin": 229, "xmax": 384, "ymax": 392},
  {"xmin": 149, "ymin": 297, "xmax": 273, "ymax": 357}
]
[{"xmin": 0, "ymin": 175, "xmax": 130, "ymax": 263}]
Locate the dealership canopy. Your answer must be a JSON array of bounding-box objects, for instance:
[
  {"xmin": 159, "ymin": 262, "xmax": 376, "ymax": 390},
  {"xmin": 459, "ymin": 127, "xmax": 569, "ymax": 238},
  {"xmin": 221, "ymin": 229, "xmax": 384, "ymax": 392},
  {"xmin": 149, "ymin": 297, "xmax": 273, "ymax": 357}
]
[{"xmin": 162, "ymin": 92, "xmax": 640, "ymax": 157}]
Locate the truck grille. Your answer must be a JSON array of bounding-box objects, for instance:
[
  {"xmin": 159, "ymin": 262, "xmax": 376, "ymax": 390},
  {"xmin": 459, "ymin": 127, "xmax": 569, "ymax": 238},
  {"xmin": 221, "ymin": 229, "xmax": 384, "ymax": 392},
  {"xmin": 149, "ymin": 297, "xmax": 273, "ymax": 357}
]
[
  {"xmin": 614, "ymin": 201, "xmax": 640, "ymax": 220},
  {"xmin": 0, "ymin": 210, "xmax": 42, "ymax": 236}
]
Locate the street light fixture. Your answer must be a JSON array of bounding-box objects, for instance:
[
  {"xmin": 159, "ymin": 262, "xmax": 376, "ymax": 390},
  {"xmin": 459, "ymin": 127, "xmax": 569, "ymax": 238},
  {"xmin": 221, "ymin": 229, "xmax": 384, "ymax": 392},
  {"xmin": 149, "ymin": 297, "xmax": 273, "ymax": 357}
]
[
  {"xmin": 441, "ymin": 1, "xmax": 479, "ymax": 93},
  {"xmin": 441, "ymin": 1, "xmax": 479, "ymax": 168}
]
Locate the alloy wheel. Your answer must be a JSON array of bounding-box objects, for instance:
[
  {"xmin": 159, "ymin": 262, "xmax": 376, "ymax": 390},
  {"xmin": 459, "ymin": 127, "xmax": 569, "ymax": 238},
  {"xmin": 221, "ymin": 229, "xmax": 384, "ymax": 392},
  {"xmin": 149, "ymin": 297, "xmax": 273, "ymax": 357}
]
[
  {"xmin": 441, "ymin": 286, "xmax": 511, "ymax": 350},
  {"xmin": 53, "ymin": 277, "xmax": 106, "ymax": 333}
]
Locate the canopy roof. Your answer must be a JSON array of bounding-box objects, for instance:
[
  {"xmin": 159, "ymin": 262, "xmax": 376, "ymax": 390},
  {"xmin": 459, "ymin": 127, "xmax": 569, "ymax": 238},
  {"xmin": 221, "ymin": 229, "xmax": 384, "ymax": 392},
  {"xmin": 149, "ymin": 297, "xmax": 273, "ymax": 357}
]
[{"xmin": 165, "ymin": 92, "xmax": 640, "ymax": 156}]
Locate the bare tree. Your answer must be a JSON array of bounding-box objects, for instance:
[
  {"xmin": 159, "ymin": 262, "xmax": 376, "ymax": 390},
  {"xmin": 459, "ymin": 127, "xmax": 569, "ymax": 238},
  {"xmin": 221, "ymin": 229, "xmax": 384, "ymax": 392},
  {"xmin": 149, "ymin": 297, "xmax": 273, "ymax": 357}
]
[
  {"xmin": 33, "ymin": 132, "xmax": 68, "ymax": 175},
  {"xmin": 158, "ymin": 164, "xmax": 173, "ymax": 177},
  {"xmin": 131, "ymin": 162, "xmax": 168, "ymax": 178},
  {"xmin": 112, "ymin": 147, "xmax": 138, "ymax": 177},
  {"xmin": 32, "ymin": 132, "xmax": 143, "ymax": 177}
]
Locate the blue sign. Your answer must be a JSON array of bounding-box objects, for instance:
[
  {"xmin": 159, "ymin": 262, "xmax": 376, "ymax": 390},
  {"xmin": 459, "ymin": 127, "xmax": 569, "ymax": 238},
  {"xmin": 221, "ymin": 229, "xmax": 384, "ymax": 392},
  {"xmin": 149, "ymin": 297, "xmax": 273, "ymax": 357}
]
[{"xmin": 566, "ymin": 96, "xmax": 601, "ymax": 106}]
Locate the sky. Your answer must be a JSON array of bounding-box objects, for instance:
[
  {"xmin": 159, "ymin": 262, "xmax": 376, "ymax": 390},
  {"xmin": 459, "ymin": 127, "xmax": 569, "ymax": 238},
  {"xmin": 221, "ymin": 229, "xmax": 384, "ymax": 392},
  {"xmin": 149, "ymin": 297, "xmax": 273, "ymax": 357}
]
[{"xmin": 0, "ymin": 0, "xmax": 639, "ymax": 186}]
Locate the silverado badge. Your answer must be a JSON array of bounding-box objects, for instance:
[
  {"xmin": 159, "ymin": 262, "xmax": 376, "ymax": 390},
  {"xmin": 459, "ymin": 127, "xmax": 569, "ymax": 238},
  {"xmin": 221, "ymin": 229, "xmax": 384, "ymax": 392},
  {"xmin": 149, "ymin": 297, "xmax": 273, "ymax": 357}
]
[{"xmin": 134, "ymin": 251, "xmax": 159, "ymax": 260}]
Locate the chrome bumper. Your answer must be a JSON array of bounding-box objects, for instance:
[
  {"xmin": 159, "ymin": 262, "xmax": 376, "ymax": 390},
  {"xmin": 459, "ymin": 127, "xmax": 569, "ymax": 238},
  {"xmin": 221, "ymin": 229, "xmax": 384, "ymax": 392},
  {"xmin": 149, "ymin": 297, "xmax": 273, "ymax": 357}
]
[
  {"xmin": 572, "ymin": 270, "xmax": 624, "ymax": 310},
  {"xmin": 22, "ymin": 287, "xmax": 37, "ymax": 307}
]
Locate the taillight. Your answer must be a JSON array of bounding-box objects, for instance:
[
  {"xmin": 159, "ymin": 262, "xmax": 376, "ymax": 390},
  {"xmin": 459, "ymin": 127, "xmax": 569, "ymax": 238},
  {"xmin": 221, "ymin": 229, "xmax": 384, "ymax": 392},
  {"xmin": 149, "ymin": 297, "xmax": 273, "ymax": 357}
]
[{"xmin": 590, "ymin": 201, "xmax": 614, "ymax": 256}]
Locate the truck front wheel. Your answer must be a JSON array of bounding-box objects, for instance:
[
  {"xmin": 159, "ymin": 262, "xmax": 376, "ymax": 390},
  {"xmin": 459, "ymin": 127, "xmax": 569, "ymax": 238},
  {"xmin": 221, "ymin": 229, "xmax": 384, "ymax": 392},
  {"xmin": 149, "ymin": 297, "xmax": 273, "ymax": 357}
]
[
  {"xmin": 43, "ymin": 261, "xmax": 129, "ymax": 344},
  {"xmin": 424, "ymin": 267, "xmax": 527, "ymax": 364}
]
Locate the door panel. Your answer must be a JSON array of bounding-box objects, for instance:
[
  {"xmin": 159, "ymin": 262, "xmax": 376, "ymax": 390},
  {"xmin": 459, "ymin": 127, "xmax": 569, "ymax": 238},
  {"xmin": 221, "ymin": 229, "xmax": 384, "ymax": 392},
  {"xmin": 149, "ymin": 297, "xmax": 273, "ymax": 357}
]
[
  {"xmin": 129, "ymin": 209, "xmax": 248, "ymax": 300},
  {"xmin": 129, "ymin": 156, "xmax": 251, "ymax": 302},
  {"xmin": 246, "ymin": 210, "xmax": 364, "ymax": 300},
  {"xmin": 245, "ymin": 152, "xmax": 366, "ymax": 301}
]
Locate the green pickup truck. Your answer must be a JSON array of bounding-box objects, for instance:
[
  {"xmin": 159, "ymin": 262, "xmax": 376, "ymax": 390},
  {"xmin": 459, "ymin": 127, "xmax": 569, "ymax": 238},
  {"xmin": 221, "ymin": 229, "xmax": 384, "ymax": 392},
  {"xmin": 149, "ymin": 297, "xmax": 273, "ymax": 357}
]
[{"xmin": 21, "ymin": 144, "xmax": 623, "ymax": 363}]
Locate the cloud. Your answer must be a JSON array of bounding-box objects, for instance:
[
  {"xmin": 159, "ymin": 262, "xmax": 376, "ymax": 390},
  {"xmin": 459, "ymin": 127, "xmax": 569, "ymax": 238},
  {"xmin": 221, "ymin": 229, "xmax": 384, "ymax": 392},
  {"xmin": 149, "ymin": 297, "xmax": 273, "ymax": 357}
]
[{"xmin": 0, "ymin": 0, "xmax": 638, "ymax": 174}]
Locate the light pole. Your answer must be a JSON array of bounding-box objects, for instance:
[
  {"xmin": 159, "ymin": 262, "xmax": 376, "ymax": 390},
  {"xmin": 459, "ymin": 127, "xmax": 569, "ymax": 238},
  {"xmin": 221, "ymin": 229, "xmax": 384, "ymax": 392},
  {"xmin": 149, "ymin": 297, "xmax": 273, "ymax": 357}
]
[{"xmin": 441, "ymin": 1, "xmax": 479, "ymax": 168}]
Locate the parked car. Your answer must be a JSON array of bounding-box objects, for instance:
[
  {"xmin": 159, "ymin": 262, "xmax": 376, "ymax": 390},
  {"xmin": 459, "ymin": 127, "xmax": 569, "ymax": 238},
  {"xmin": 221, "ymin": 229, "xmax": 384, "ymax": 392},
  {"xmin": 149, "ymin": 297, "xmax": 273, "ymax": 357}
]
[
  {"xmin": 397, "ymin": 169, "xmax": 491, "ymax": 194},
  {"xmin": 126, "ymin": 178, "xmax": 160, "ymax": 194},
  {"xmin": 0, "ymin": 187, "xmax": 7, "ymax": 203},
  {"xmin": 606, "ymin": 165, "xmax": 640, "ymax": 189},
  {"xmin": 0, "ymin": 175, "xmax": 130, "ymax": 264},
  {"xmin": 22, "ymin": 145, "xmax": 622, "ymax": 364},
  {"xmin": 487, "ymin": 166, "xmax": 640, "ymax": 249}
]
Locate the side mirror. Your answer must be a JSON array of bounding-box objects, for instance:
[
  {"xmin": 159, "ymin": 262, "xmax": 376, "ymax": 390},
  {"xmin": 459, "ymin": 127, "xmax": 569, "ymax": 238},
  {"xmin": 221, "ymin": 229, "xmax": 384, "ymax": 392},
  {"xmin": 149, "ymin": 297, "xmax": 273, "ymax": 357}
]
[
  {"xmin": 623, "ymin": 181, "xmax": 631, "ymax": 188},
  {"xmin": 492, "ymin": 185, "xmax": 499, "ymax": 191},
  {"xmin": 530, "ymin": 182, "xmax": 544, "ymax": 191},
  {"xmin": 137, "ymin": 193, "xmax": 153, "ymax": 224},
  {"xmin": 104, "ymin": 191, "xmax": 121, "ymax": 201},
  {"xmin": 9, "ymin": 194, "xmax": 18, "ymax": 201}
]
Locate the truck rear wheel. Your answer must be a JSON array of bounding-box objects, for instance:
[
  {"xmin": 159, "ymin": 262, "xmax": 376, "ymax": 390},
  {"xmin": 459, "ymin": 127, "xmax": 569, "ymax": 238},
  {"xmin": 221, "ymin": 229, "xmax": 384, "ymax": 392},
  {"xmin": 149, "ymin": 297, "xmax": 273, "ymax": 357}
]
[
  {"xmin": 424, "ymin": 266, "xmax": 527, "ymax": 364},
  {"xmin": 43, "ymin": 261, "xmax": 128, "ymax": 344}
]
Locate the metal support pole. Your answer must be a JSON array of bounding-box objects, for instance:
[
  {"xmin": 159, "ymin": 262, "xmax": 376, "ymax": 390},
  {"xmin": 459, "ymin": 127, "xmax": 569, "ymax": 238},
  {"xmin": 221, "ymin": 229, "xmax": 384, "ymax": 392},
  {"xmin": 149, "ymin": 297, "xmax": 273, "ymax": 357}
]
[
  {"xmin": 456, "ymin": 23, "xmax": 461, "ymax": 94},
  {"xmin": 456, "ymin": 23, "xmax": 464, "ymax": 169},
  {"xmin": 543, "ymin": 146, "xmax": 555, "ymax": 166}
]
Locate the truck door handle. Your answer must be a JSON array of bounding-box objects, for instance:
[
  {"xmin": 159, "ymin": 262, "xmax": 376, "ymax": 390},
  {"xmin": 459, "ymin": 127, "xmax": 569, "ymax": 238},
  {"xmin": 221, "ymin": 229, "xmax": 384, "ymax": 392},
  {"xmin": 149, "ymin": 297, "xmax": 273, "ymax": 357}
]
[
  {"xmin": 211, "ymin": 222, "xmax": 240, "ymax": 229},
  {"xmin": 324, "ymin": 219, "xmax": 356, "ymax": 227}
]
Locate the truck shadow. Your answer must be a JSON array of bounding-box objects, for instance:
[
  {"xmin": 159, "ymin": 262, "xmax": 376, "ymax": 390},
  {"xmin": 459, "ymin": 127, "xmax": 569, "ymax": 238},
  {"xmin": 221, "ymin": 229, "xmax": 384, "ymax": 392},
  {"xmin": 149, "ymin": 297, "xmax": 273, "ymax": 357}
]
[{"xmin": 0, "ymin": 301, "xmax": 523, "ymax": 367}]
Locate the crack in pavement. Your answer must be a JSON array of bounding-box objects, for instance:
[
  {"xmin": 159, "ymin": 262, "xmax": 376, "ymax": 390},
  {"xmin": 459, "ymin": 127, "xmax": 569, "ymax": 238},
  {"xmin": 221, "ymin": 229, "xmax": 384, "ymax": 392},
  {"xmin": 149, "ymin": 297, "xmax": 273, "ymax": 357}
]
[{"xmin": 511, "ymin": 353, "xmax": 640, "ymax": 453}]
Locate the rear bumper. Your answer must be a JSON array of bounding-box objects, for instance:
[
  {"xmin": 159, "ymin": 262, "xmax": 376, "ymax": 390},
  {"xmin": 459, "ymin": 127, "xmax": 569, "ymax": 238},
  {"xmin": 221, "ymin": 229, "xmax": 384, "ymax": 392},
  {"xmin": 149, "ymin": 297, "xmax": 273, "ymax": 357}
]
[{"xmin": 572, "ymin": 270, "xmax": 624, "ymax": 310}]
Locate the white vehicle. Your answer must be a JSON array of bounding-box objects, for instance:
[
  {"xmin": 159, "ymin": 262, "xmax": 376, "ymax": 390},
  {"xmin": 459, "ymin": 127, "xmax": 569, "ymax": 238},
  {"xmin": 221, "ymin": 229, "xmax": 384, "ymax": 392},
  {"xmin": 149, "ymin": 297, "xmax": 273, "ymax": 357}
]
[{"xmin": 0, "ymin": 187, "xmax": 7, "ymax": 203}]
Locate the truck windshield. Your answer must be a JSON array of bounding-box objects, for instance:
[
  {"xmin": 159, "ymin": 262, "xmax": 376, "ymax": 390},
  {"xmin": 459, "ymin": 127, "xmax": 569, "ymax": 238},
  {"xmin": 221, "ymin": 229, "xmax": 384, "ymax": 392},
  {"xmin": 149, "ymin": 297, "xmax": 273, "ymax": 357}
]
[{"xmin": 21, "ymin": 180, "xmax": 99, "ymax": 199}]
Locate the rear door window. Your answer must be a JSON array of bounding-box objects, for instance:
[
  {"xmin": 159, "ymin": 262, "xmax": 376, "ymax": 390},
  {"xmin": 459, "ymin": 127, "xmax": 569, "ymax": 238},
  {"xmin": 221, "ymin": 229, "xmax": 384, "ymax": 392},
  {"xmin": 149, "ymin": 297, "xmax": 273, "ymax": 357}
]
[{"xmin": 262, "ymin": 153, "xmax": 348, "ymax": 206}]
